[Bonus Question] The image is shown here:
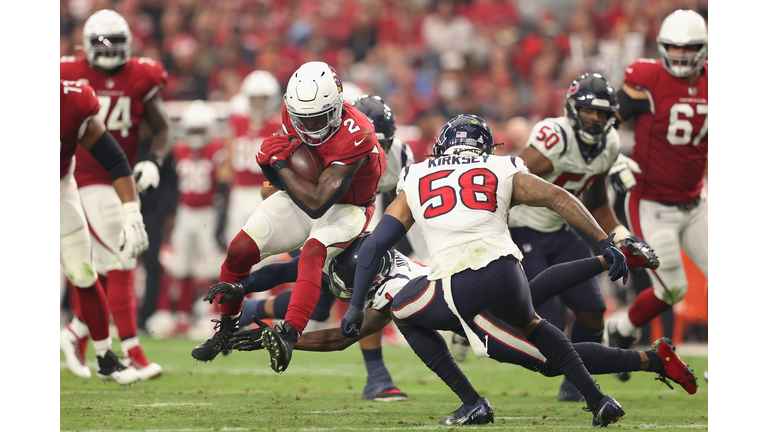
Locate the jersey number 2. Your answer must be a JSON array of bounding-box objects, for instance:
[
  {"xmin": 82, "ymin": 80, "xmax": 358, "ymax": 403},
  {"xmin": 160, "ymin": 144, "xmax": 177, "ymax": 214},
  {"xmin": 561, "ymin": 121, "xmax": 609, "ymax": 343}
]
[{"xmin": 419, "ymin": 168, "xmax": 498, "ymax": 218}]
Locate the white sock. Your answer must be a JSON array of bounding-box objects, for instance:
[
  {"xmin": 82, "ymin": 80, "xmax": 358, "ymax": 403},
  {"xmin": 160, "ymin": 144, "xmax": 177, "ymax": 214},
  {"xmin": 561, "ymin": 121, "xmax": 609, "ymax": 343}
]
[
  {"xmin": 616, "ymin": 313, "xmax": 638, "ymax": 338},
  {"xmin": 69, "ymin": 317, "xmax": 90, "ymax": 339},
  {"xmin": 121, "ymin": 336, "xmax": 140, "ymax": 354},
  {"xmin": 92, "ymin": 338, "xmax": 112, "ymax": 358}
]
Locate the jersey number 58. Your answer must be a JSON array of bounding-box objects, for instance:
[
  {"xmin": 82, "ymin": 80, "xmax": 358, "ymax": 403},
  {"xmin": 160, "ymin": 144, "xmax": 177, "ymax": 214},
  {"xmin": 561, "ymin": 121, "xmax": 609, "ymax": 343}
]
[{"xmin": 418, "ymin": 168, "xmax": 498, "ymax": 218}]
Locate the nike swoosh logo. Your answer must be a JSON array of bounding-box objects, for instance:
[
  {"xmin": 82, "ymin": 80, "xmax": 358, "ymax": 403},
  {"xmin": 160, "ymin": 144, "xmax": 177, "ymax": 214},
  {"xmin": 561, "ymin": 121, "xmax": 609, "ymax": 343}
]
[{"xmin": 354, "ymin": 138, "xmax": 364, "ymax": 146}]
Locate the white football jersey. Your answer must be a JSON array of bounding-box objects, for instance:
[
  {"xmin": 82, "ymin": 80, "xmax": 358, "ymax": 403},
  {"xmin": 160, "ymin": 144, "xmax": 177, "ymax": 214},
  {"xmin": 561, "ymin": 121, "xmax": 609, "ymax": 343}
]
[
  {"xmin": 508, "ymin": 116, "xmax": 621, "ymax": 233},
  {"xmin": 366, "ymin": 250, "xmax": 430, "ymax": 311},
  {"xmin": 397, "ymin": 153, "xmax": 528, "ymax": 280},
  {"xmin": 377, "ymin": 138, "xmax": 415, "ymax": 194}
]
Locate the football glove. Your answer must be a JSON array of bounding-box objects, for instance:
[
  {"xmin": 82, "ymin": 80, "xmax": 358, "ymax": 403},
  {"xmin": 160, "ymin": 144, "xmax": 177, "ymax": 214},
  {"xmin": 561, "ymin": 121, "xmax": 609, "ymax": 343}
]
[
  {"xmin": 617, "ymin": 236, "xmax": 660, "ymax": 270},
  {"xmin": 231, "ymin": 317, "xmax": 271, "ymax": 351},
  {"xmin": 608, "ymin": 154, "xmax": 642, "ymax": 194},
  {"xmin": 256, "ymin": 134, "xmax": 301, "ymax": 166},
  {"xmin": 203, "ymin": 282, "xmax": 245, "ymax": 304},
  {"xmin": 118, "ymin": 201, "xmax": 149, "ymax": 259},
  {"xmin": 341, "ymin": 305, "xmax": 365, "ymax": 338},
  {"xmin": 133, "ymin": 154, "xmax": 162, "ymax": 194},
  {"xmin": 598, "ymin": 233, "xmax": 628, "ymax": 284}
]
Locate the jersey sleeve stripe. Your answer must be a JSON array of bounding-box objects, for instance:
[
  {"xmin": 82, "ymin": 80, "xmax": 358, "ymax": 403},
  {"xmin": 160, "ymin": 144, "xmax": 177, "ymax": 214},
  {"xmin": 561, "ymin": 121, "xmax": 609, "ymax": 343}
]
[
  {"xmin": 143, "ymin": 84, "xmax": 164, "ymax": 102},
  {"xmin": 400, "ymin": 145, "xmax": 408, "ymax": 168},
  {"xmin": 554, "ymin": 123, "xmax": 568, "ymax": 156}
]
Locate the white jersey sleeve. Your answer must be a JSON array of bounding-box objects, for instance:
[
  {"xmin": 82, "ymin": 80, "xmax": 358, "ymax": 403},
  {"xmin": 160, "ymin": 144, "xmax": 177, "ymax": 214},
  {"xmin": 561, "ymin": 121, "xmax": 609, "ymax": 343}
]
[
  {"xmin": 508, "ymin": 117, "xmax": 622, "ymax": 232},
  {"xmin": 397, "ymin": 154, "xmax": 528, "ymax": 280},
  {"xmin": 367, "ymin": 251, "xmax": 430, "ymax": 311},
  {"xmin": 377, "ymin": 138, "xmax": 414, "ymax": 194}
]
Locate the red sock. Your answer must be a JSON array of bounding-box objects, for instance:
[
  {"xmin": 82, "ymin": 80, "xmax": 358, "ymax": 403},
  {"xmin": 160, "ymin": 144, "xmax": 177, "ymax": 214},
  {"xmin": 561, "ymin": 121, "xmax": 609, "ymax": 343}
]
[
  {"xmin": 219, "ymin": 230, "xmax": 261, "ymax": 315},
  {"xmin": 106, "ymin": 269, "xmax": 138, "ymax": 340},
  {"xmin": 67, "ymin": 280, "xmax": 83, "ymax": 320},
  {"xmin": 628, "ymin": 288, "xmax": 672, "ymax": 328},
  {"xmin": 76, "ymin": 280, "xmax": 110, "ymax": 341},
  {"xmin": 155, "ymin": 270, "xmax": 173, "ymax": 311},
  {"xmin": 284, "ymin": 238, "xmax": 326, "ymax": 334},
  {"xmin": 177, "ymin": 277, "xmax": 197, "ymax": 314}
]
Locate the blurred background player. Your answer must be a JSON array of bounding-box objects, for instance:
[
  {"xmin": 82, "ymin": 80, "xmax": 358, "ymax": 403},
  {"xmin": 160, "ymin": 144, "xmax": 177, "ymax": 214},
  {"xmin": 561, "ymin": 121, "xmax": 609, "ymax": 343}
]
[
  {"xmin": 505, "ymin": 73, "xmax": 656, "ymax": 401},
  {"xmin": 192, "ymin": 61, "xmax": 386, "ymax": 376},
  {"xmin": 60, "ymin": 9, "xmax": 171, "ymax": 381},
  {"xmin": 60, "ymin": 79, "xmax": 146, "ymax": 385},
  {"xmin": 603, "ymin": 10, "xmax": 708, "ymax": 379},
  {"xmin": 146, "ymin": 101, "xmax": 226, "ymax": 338}
]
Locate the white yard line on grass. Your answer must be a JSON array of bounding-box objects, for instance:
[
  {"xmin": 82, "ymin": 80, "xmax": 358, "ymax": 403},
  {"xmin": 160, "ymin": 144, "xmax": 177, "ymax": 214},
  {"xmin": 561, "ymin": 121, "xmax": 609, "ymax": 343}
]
[
  {"xmin": 133, "ymin": 403, "xmax": 214, "ymax": 407},
  {"xmin": 308, "ymin": 409, "xmax": 380, "ymax": 414}
]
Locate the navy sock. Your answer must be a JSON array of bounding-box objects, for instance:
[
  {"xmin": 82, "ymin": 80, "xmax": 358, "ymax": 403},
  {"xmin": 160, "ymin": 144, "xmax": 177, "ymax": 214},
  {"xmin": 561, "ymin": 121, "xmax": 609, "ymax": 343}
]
[
  {"xmin": 527, "ymin": 320, "xmax": 604, "ymax": 408},
  {"xmin": 570, "ymin": 320, "xmax": 603, "ymax": 344},
  {"xmin": 529, "ymin": 258, "xmax": 604, "ymax": 308},
  {"xmin": 573, "ymin": 342, "xmax": 642, "ymax": 374},
  {"xmin": 271, "ymin": 289, "xmax": 293, "ymax": 319},
  {"xmin": 645, "ymin": 350, "xmax": 664, "ymax": 374},
  {"xmin": 361, "ymin": 347, "xmax": 395, "ymax": 396},
  {"xmin": 239, "ymin": 299, "xmax": 267, "ymax": 327},
  {"xmin": 398, "ymin": 325, "xmax": 480, "ymax": 405}
]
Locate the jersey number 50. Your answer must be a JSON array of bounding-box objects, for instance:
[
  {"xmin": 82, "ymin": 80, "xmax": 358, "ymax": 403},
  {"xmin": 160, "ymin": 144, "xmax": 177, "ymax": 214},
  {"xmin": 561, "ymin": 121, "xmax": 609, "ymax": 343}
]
[{"xmin": 418, "ymin": 168, "xmax": 498, "ymax": 218}]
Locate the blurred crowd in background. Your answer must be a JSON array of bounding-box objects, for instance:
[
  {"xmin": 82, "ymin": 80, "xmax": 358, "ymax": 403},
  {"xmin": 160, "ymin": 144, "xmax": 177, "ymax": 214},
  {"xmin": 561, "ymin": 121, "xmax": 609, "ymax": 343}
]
[{"xmin": 61, "ymin": 0, "xmax": 708, "ymax": 159}]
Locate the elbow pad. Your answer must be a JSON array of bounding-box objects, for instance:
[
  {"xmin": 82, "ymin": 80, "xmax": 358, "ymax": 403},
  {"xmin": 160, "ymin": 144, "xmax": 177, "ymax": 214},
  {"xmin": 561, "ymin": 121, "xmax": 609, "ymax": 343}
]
[
  {"xmin": 88, "ymin": 131, "xmax": 133, "ymax": 182},
  {"xmin": 279, "ymin": 170, "xmax": 355, "ymax": 220}
]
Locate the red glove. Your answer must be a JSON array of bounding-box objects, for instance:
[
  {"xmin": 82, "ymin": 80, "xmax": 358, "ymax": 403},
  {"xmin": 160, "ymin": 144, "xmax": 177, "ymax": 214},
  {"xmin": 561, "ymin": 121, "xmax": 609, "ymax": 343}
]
[{"xmin": 256, "ymin": 134, "xmax": 301, "ymax": 166}]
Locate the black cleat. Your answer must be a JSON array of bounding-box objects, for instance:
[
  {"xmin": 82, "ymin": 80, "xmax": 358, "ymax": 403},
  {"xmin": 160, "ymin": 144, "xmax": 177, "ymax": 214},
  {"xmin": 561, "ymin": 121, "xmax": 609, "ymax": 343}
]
[
  {"xmin": 262, "ymin": 322, "xmax": 299, "ymax": 374},
  {"xmin": 617, "ymin": 237, "xmax": 660, "ymax": 270},
  {"xmin": 557, "ymin": 378, "xmax": 585, "ymax": 402},
  {"xmin": 96, "ymin": 349, "xmax": 141, "ymax": 386},
  {"xmin": 439, "ymin": 397, "xmax": 494, "ymax": 425},
  {"xmin": 191, "ymin": 314, "xmax": 240, "ymax": 362},
  {"xmin": 584, "ymin": 394, "xmax": 624, "ymax": 427},
  {"xmin": 603, "ymin": 321, "xmax": 636, "ymax": 382}
]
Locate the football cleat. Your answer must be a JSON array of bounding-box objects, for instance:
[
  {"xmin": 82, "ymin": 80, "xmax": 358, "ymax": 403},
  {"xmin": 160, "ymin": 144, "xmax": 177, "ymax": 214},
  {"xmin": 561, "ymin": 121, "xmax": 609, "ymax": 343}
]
[
  {"xmin": 191, "ymin": 314, "xmax": 240, "ymax": 362},
  {"xmin": 557, "ymin": 378, "xmax": 585, "ymax": 402},
  {"xmin": 451, "ymin": 334, "xmax": 471, "ymax": 363},
  {"xmin": 96, "ymin": 350, "xmax": 141, "ymax": 386},
  {"xmin": 603, "ymin": 321, "xmax": 636, "ymax": 382},
  {"xmin": 123, "ymin": 345, "xmax": 163, "ymax": 381},
  {"xmin": 439, "ymin": 397, "xmax": 494, "ymax": 425},
  {"xmin": 583, "ymin": 394, "xmax": 624, "ymax": 427},
  {"xmin": 617, "ymin": 237, "xmax": 660, "ymax": 270},
  {"xmin": 651, "ymin": 337, "xmax": 698, "ymax": 395},
  {"xmin": 364, "ymin": 387, "xmax": 408, "ymax": 402},
  {"xmin": 262, "ymin": 322, "xmax": 299, "ymax": 374},
  {"xmin": 60, "ymin": 325, "xmax": 91, "ymax": 379}
]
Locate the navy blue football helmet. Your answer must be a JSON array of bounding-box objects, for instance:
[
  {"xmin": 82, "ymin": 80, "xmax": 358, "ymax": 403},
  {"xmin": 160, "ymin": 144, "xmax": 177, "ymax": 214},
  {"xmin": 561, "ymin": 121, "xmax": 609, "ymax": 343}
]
[
  {"xmin": 565, "ymin": 73, "xmax": 619, "ymax": 145},
  {"xmin": 351, "ymin": 95, "xmax": 397, "ymax": 153},
  {"xmin": 327, "ymin": 232, "xmax": 394, "ymax": 302},
  {"xmin": 433, "ymin": 114, "xmax": 495, "ymax": 156}
]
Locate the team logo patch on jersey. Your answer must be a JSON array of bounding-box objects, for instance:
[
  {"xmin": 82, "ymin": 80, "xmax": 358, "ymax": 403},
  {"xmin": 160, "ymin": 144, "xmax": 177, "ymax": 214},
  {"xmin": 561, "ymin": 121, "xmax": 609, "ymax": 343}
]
[{"xmin": 522, "ymin": 243, "xmax": 532, "ymax": 253}]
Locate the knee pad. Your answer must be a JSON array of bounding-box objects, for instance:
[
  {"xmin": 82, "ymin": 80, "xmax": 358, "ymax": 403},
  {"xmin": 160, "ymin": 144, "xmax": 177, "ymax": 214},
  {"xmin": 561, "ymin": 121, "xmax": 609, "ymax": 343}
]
[{"xmin": 68, "ymin": 264, "xmax": 98, "ymax": 288}]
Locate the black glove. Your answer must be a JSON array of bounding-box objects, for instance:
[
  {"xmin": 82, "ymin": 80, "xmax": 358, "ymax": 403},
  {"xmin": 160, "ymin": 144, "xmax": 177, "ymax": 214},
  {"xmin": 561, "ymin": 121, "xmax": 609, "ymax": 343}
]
[
  {"xmin": 203, "ymin": 282, "xmax": 245, "ymax": 304},
  {"xmin": 598, "ymin": 233, "xmax": 629, "ymax": 284},
  {"xmin": 231, "ymin": 317, "xmax": 271, "ymax": 351}
]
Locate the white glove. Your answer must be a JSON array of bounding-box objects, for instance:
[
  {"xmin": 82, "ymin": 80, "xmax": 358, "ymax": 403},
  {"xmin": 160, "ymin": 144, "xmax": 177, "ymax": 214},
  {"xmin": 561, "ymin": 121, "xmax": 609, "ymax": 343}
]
[
  {"xmin": 133, "ymin": 158, "xmax": 161, "ymax": 194},
  {"xmin": 608, "ymin": 153, "xmax": 642, "ymax": 194},
  {"xmin": 119, "ymin": 201, "xmax": 149, "ymax": 259}
]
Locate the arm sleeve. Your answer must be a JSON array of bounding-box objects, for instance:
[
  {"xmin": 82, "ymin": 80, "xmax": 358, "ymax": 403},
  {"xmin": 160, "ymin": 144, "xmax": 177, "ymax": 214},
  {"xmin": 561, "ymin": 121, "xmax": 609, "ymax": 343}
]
[
  {"xmin": 88, "ymin": 130, "xmax": 134, "ymax": 182},
  {"xmin": 239, "ymin": 256, "xmax": 300, "ymax": 294},
  {"xmin": 617, "ymin": 89, "xmax": 651, "ymax": 123}
]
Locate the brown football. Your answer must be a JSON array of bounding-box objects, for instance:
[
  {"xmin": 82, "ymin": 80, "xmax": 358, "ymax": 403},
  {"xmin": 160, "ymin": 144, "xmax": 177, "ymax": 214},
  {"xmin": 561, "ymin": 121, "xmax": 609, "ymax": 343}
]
[{"xmin": 288, "ymin": 140, "xmax": 324, "ymax": 184}]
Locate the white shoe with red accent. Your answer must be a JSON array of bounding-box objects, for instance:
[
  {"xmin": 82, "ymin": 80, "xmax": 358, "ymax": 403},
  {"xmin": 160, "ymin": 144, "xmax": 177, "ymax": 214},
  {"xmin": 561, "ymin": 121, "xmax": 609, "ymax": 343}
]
[
  {"xmin": 123, "ymin": 345, "xmax": 163, "ymax": 381},
  {"xmin": 60, "ymin": 325, "xmax": 91, "ymax": 378}
]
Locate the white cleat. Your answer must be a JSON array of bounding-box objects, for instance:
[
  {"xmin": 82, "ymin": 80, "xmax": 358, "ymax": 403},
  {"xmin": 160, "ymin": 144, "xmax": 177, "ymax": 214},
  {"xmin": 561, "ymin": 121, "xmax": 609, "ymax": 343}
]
[
  {"xmin": 60, "ymin": 326, "xmax": 91, "ymax": 378},
  {"xmin": 123, "ymin": 345, "xmax": 163, "ymax": 381},
  {"xmin": 96, "ymin": 350, "xmax": 142, "ymax": 386}
]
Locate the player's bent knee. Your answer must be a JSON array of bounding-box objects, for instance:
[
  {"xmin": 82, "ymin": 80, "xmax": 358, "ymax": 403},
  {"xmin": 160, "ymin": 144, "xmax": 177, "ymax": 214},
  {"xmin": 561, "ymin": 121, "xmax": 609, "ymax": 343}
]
[
  {"xmin": 659, "ymin": 284, "xmax": 687, "ymax": 305},
  {"xmin": 69, "ymin": 264, "xmax": 98, "ymax": 289},
  {"xmin": 575, "ymin": 310, "xmax": 605, "ymax": 329},
  {"xmin": 242, "ymin": 213, "xmax": 274, "ymax": 252}
]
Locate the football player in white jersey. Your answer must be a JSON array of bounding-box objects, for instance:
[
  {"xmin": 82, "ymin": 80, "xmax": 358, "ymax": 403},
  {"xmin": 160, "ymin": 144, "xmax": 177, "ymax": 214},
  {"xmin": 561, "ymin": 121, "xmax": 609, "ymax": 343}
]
[
  {"xmin": 506, "ymin": 73, "xmax": 657, "ymax": 401},
  {"xmin": 337, "ymin": 114, "xmax": 630, "ymax": 427}
]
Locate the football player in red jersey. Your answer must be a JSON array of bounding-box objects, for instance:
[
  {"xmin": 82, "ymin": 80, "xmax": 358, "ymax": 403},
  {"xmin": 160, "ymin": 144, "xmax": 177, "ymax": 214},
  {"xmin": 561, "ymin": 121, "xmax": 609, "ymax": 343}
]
[
  {"xmin": 60, "ymin": 80, "xmax": 146, "ymax": 385},
  {"xmin": 604, "ymin": 9, "xmax": 708, "ymax": 379},
  {"xmin": 60, "ymin": 9, "xmax": 171, "ymax": 381},
  {"xmin": 219, "ymin": 70, "xmax": 284, "ymax": 244},
  {"xmin": 146, "ymin": 101, "xmax": 225, "ymax": 338},
  {"xmin": 192, "ymin": 61, "xmax": 386, "ymax": 374}
]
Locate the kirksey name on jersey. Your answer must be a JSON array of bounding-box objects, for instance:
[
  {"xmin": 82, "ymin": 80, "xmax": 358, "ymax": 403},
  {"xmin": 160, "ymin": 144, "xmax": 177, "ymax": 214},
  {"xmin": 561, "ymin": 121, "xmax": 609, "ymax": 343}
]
[{"xmin": 508, "ymin": 116, "xmax": 621, "ymax": 233}]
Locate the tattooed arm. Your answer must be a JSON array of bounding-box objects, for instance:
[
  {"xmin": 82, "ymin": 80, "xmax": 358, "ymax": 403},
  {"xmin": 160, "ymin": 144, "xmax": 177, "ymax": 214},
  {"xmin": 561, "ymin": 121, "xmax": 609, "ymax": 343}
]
[
  {"xmin": 511, "ymin": 172, "xmax": 609, "ymax": 243},
  {"xmin": 294, "ymin": 307, "xmax": 392, "ymax": 351}
]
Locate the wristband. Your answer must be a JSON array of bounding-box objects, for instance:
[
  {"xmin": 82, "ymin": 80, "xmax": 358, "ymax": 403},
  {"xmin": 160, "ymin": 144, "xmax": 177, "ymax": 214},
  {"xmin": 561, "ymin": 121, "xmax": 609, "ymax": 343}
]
[{"xmin": 611, "ymin": 225, "xmax": 632, "ymax": 241}]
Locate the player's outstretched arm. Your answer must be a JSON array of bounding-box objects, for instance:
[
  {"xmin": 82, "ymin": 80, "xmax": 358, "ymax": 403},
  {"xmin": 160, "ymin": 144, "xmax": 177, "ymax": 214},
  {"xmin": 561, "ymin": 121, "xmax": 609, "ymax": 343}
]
[{"xmin": 295, "ymin": 307, "xmax": 391, "ymax": 351}]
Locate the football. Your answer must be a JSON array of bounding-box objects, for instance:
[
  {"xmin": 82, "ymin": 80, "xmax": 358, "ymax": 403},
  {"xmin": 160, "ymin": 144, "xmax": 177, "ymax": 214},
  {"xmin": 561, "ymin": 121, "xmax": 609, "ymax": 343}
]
[{"xmin": 288, "ymin": 139, "xmax": 324, "ymax": 184}]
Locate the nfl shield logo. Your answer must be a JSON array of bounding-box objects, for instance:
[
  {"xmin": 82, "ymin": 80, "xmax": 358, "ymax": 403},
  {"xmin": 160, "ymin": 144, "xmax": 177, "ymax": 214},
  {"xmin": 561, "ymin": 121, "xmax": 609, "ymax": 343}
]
[
  {"xmin": 522, "ymin": 243, "xmax": 532, "ymax": 253},
  {"xmin": 688, "ymin": 87, "xmax": 697, "ymax": 96}
]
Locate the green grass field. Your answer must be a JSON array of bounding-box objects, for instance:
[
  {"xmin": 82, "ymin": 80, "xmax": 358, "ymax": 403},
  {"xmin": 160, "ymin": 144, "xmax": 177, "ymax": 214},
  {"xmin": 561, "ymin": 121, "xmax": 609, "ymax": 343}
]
[{"xmin": 61, "ymin": 336, "xmax": 708, "ymax": 431}]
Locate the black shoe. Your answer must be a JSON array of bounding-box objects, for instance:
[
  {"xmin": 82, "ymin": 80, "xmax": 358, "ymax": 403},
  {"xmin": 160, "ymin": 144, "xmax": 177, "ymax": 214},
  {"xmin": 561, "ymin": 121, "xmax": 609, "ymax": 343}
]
[
  {"xmin": 191, "ymin": 314, "xmax": 240, "ymax": 362},
  {"xmin": 262, "ymin": 322, "xmax": 299, "ymax": 374},
  {"xmin": 557, "ymin": 378, "xmax": 585, "ymax": 402},
  {"xmin": 584, "ymin": 394, "xmax": 624, "ymax": 427},
  {"xmin": 603, "ymin": 321, "xmax": 636, "ymax": 382},
  {"xmin": 96, "ymin": 349, "xmax": 141, "ymax": 386},
  {"xmin": 439, "ymin": 397, "xmax": 494, "ymax": 425}
]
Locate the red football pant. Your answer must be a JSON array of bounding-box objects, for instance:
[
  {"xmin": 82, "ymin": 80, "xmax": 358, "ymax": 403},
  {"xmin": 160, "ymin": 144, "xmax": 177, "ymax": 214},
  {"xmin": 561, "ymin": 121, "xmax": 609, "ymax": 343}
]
[
  {"xmin": 284, "ymin": 238, "xmax": 327, "ymax": 335},
  {"xmin": 219, "ymin": 230, "xmax": 262, "ymax": 315}
]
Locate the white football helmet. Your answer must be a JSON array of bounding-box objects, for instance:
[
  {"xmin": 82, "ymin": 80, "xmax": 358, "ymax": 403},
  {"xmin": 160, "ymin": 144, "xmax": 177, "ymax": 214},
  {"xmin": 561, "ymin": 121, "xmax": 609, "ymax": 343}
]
[
  {"xmin": 241, "ymin": 70, "xmax": 281, "ymax": 119},
  {"xmin": 284, "ymin": 61, "xmax": 344, "ymax": 145},
  {"xmin": 83, "ymin": 10, "xmax": 132, "ymax": 70},
  {"xmin": 180, "ymin": 100, "xmax": 217, "ymax": 149},
  {"xmin": 657, "ymin": 10, "xmax": 708, "ymax": 78},
  {"xmin": 342, "ymin": 81, "xmax": 363, "ymax": 104}
]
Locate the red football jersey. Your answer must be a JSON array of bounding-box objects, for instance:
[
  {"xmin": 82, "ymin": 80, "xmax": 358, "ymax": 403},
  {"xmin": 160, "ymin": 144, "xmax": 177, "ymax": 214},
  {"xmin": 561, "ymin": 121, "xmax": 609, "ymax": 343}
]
[
  {"xmin": 60, "ymin": 80, "xmax": 100, "ymax": 179},
  {"xmin": 174, "ymin": 139, "xmax": 225, "ymax": 208},
  {"xmin": 60, "ymin": 56, "xmax": 168, "ymax": 187},
  {"xmin": 624, "ymin": 59, "xmax": 708, "ymax": 203},
  {"xmin": 282, "ymin": 102, "xmax": 386, "ymax": 206},
  {"xmin": 228, "ymin": 114, "xmax": 283, "ymax": 187}
]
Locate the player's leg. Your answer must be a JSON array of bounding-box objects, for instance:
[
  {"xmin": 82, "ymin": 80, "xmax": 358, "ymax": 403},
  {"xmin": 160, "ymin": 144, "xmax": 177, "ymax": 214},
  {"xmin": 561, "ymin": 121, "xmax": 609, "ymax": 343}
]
[
  {"xmin": 80, "ymin": 184, "xmax": 163, "ymax": 380},
  {"xmin": 681, "ymin": 199, "xmax": 708, "ymax": 277},
  {"xmin": 358, "ymin": 331, "xmax": 407, "ymax": 402},
  {"xmin": 60, "ymin": 178, "xmax": 140, "ymax": 385},
  {"xmin": 193, "ymin": 191, "xmax": 311, "ymax": 362}
]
